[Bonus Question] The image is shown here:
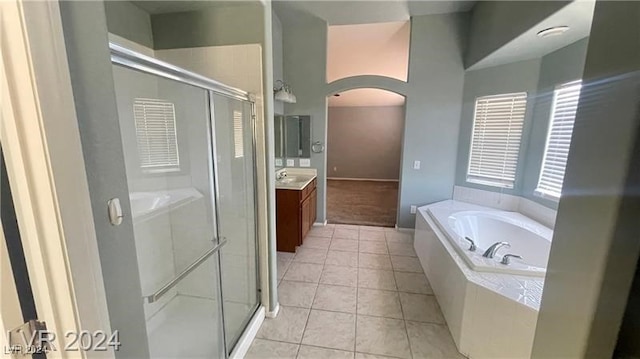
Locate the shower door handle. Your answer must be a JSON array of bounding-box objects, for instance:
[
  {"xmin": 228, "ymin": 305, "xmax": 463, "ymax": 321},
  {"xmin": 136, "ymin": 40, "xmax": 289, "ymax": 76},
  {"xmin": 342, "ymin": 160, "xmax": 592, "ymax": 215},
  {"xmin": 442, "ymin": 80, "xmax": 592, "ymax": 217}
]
[{"xmin": 146, "ymin": 240, "xmax": 227, "ymax": 303}]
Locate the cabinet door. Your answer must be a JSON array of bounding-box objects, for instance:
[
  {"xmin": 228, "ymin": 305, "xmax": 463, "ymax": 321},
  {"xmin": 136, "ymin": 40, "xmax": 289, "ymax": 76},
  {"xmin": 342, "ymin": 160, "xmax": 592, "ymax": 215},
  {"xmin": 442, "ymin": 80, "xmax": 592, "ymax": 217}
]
[
  {"xmin": 301, "ymin": 197, "xmax": 311, "ymax": 241},
  {"xmin": 309, "ymin": 188, "xmax": 317, "ymax": 226}
]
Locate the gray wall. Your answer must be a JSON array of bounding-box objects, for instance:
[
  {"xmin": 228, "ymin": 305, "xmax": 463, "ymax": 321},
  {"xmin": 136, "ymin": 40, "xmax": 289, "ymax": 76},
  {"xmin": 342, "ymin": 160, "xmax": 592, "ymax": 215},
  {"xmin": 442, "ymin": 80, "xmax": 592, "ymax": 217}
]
[
  {"xmin": 465, "ymin": 1, "xmax": 570, "ymax": 68},
  {"xmin": 281, "ymin": 12, "xmax": 329, "ymax": 221},
  {"xmin": 455, "ymin": 58, "xmax": 542, "ymax": 196},
  {"xmin": 58, "ymin": 2, "xmax": 150, "ymax": 358},
  {"xmin": 152, "ymin": 3, "xmax": 264, "ymax": 49},
  {"xmin": 104, "ymin": 0, "xmax": 154, "ymax": 48},
  {"xmin": 532, "ymin": 1, "xmax": 640, "ymax": 356},
  {"xmin": 327, "ymin": 106, "xmax": 404, "ymax": 180},
  {"xmin": 521, "ymin": 39, "xmax": 589, "ymax": 207},
  {"xmin": 272, "ymin": 11, "xmax": 284, "ymax": 115},
  {"xmin": 455, "ymin": 39, "xmax": 589, "ymax": 209},
  {"xmin": 281, "ymin": 12, "xmax": 467, "ymax": 228}
]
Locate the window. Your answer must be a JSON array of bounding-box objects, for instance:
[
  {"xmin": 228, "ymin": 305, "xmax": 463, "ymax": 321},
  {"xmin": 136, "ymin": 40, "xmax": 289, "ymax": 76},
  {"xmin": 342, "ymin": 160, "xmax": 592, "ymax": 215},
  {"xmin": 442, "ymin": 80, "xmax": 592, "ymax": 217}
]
[
  {"xmin": 535, "ymin": 80, "xmax": 582, "ymax": 200},
  {"xmin": 467, "ymin": 92, "xmax": 527, "ymax": 188},
  {"xmin": 233, "ymin": 110, "xmax": 244, "ymax": 158},
  {"xmin": 133, "ymin": 98, "xmax": 180, "ymax": 171}
]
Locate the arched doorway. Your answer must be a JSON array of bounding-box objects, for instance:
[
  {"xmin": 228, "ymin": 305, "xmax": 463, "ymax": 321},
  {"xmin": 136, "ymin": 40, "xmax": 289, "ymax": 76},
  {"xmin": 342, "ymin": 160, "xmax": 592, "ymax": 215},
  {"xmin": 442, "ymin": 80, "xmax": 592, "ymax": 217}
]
[{"xmin": 326, "ymin": 88, "xmax": 406, "ymax": 227}]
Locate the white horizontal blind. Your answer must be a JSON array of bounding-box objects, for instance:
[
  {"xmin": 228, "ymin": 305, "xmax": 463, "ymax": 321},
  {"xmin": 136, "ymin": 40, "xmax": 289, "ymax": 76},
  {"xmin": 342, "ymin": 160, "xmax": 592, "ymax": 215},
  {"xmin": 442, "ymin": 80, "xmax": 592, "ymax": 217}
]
[
  {"xmin": 133, "ymin": 98, "xmax": 180, "ymax": 170},
  {"xmin": 233, "ymin": 110, "xmax": 244, "ymax": 158},
  {"xmin": 467, "ymin": 92, "xmax": 527, "ymax": 188},
  {"xmin": 536, "ymin": 80, "xmax": 582, "ymax": 200}
]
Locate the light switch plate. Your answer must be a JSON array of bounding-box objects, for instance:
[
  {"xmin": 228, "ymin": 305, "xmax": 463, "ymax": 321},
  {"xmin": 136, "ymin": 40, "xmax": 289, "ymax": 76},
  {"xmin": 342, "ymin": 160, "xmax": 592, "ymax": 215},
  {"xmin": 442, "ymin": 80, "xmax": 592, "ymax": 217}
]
[
  {"xmin": 410, "ymin": 205, "xmax": 417, "ymax": 214},
  {"xmin": 286, "ymin": 159, "xmax": 295, "ymax": 167},
  {"xmin": 413, "ymin": 161, "xmax": 421, "ymax": 170},
  {"xmin": 275, "ymin": 158, "xmax": 283, "ymax": 166},
  {"xmin": 299, "ymin": 158, "xmax": 311, "ymax": 167}
]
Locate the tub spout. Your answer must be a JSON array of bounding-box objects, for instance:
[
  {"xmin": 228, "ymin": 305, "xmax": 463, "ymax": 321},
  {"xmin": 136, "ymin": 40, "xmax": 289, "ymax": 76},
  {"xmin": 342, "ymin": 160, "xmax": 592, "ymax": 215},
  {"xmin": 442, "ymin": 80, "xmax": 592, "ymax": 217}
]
[{"xmin": 482, "ymin": 242, "xmax": 510, "ymax": 258}]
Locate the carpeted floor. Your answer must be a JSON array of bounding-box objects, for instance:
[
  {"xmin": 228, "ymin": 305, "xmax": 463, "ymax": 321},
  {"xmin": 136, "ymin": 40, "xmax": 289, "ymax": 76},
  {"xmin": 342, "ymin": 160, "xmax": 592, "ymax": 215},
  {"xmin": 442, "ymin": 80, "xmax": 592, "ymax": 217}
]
[{"xmin": 326, "ymin": 179, "xmax": 398, "ymax": 227}]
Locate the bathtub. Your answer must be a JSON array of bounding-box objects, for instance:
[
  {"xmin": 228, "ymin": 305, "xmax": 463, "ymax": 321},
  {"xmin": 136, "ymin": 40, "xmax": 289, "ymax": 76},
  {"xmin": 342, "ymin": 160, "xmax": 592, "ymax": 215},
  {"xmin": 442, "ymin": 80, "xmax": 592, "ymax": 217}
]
[
  {"xmin": 415, "ymin": 200, "xmax": 548, "ymax": 358},
  {"xmin": 428, "ymin": 206, "xmax": 552, "ymax": 277},
  {"xmin": 129, "ymin": 188, "xmax": 203, "ymax": 223}
]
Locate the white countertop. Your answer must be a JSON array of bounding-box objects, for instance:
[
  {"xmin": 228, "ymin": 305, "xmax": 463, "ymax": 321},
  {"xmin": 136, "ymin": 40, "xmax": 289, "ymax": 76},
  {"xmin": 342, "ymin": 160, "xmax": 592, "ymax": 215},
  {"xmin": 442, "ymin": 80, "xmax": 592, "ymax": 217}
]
[{"xmin": 275, "ymin": 168, "xmax": 317, "ymax": 190}]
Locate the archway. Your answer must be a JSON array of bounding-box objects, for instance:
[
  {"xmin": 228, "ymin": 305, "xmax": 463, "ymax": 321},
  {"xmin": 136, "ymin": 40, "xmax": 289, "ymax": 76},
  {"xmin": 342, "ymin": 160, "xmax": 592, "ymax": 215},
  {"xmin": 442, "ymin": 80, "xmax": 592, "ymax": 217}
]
[{"xmin": 325, "ymin": 87, "xmax": 406, "ymax": 227}]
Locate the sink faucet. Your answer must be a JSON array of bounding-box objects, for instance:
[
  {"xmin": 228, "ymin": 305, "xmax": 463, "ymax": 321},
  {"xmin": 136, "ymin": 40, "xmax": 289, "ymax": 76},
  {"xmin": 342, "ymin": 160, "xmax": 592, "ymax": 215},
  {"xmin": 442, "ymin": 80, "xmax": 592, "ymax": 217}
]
[
  {"xmin": 482, "ymin": 242, "xmax": 510, "ymax": 258},
  {"xmin": 276, "ymin": 171, "xmax": 287, "ymax": 180}
]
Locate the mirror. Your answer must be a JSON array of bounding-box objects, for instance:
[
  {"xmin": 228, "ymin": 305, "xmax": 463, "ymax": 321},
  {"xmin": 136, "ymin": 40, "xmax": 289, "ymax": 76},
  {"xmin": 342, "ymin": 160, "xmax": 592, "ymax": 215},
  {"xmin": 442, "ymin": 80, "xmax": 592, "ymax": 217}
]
[
  {"xmin": 285, "ymin": 115, "xmax": 311, "ymax": 159},
  {"xmin": 274, "ymin": 115, "xmax": 284, "ymax": 169}
]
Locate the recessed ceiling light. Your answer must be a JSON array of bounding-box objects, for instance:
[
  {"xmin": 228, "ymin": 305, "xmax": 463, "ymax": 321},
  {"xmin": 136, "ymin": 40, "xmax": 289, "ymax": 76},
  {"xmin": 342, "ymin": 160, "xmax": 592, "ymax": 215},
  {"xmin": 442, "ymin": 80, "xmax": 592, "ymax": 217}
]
[
  {"xmin": 537, "ymin": 26, "xmax": 570, "ymax": 38},
  {"xmin": 334, "ymin": 94, "xmax": 341, "ymax": 97}
]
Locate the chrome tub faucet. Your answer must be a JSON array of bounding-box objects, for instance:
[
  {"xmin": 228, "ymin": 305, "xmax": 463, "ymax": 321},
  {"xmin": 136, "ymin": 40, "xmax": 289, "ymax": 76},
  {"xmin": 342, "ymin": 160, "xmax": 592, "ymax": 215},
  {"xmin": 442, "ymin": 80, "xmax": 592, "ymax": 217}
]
[{"xmin": 482, "ymin": 241, "xmax": 510, "ymax": 258}]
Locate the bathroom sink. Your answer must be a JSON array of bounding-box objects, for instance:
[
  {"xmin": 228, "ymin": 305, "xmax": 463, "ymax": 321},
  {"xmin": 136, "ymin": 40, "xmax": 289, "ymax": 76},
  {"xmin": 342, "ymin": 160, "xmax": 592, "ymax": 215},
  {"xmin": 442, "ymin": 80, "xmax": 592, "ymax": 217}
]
[{"xmin": 278, "ymin": 176, "xmax": 298, "ymax": 184}]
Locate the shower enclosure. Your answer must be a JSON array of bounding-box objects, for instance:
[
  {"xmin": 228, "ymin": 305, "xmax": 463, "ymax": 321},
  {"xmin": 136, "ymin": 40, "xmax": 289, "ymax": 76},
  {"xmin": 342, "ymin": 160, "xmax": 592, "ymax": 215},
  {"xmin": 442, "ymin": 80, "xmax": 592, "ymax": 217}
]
[{"xmin": 110, "ymin": 44, "xmax": 259, "ymax": 357}]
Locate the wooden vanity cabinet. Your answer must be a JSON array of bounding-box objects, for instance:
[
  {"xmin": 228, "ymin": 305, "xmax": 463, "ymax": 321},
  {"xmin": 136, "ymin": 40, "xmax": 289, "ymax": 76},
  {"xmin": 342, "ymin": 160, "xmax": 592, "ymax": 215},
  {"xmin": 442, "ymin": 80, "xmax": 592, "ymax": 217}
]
[{"xmin": 276, "ymin": 178, "xmax": 317, "ymax": 252}]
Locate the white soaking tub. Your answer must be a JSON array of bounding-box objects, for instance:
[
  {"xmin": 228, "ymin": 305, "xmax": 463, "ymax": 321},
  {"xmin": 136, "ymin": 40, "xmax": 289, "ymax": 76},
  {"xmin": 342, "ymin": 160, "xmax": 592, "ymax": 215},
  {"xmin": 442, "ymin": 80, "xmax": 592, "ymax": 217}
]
[
  {"xmin": 428, "ymin": 206, "xmax": 552, "ymax": 277},
  {"xmin": 415, "ymin": 200, "xmax": 549, "ymax": 359}
]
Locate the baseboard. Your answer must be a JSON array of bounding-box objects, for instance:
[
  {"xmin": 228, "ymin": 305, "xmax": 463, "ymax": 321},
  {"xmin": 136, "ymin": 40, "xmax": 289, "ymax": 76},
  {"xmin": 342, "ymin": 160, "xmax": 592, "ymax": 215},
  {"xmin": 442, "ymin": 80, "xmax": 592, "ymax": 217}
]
[
  {"xmin": 327, "ymin": 177, "xmax": 399, "ymax": 182},
  {"xmin": 266, "ymin": 303, "xmax": 280, "ymax": 318},
  {"xmin": 229, "ymin": 306, "xmax": 265, "ymax": 359},
  {"xmin": 313, "ymin": 220, "xmax": 328, "ymax": 227}
]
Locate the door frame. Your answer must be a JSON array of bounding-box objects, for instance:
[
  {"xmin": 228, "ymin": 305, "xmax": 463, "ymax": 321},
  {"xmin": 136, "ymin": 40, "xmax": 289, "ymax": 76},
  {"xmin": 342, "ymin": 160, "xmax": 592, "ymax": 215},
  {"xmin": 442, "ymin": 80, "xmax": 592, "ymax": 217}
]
[{"xmin": 1, "ymin": 0, "xmax": 113, "ymax": 357}]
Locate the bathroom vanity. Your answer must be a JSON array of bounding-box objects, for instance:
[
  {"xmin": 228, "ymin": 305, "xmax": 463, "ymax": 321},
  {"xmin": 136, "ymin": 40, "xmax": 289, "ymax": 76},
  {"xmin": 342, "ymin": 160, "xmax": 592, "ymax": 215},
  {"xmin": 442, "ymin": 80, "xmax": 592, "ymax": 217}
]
[{"xmin": 275, "ymin": 170, "xmax": 317, "ymax": 252}]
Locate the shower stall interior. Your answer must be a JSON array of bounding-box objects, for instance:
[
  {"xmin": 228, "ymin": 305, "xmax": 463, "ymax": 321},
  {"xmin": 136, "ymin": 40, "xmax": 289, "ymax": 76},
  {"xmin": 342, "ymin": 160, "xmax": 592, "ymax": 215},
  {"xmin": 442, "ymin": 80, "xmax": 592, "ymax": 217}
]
[{"xmin": 110, "ymin": 44, "xmax": 259, "ymax": 358}]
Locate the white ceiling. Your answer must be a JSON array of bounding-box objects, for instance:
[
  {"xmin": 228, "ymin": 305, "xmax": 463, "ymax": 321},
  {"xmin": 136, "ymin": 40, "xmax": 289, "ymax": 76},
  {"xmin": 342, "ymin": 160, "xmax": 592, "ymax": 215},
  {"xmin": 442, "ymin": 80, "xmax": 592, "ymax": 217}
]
[
  {"xmin": 327, "ymin": 21, "xmax": 410, "ymax": 83},
  {"xmin": 273, "ymin": 1, "xmax": 475, "ymax": 26},
  {"xmin": 469, "ymin": 0, "xmax": 595, "ymax": 70},
  {"xmin": 133, "ymin": 0, "xmax": 253, "ymax": 14},
  {"xmin": 328, "ymin": 88, "xmax": 405, "ymax": 107}
]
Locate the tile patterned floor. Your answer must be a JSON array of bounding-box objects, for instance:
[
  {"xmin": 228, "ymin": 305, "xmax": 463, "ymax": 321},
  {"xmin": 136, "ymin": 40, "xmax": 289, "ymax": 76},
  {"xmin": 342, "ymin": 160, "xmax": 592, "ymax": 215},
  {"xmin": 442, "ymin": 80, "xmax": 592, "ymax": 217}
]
[{"xmin": 248, "ymin": 225, "xmax": 465, "ymax": 359}]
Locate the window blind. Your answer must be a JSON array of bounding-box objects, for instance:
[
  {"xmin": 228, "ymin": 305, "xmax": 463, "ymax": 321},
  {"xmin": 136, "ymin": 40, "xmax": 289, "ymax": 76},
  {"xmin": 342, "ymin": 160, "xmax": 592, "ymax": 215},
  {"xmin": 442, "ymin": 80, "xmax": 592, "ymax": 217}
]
[
  {"xmin": 535, "ymin": 80, "xmax": 582, "ymax": 200},
  {"xmin": 466, "ymin": 92, "xmax": 527, "ymax": 188},
  {"xmin": 233, "ymin": 110, "xmax": 244, "ymax": 158},
  {"xmin": 133, "ymin": 98, "xmax": 180, "ymax": 171}
]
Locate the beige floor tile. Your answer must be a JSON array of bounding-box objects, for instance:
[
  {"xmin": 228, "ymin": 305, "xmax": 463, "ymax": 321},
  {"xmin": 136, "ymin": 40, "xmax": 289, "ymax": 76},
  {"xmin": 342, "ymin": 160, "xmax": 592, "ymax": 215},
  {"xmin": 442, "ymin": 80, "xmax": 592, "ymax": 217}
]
[
  {"xmin": 334, "ymin": 228, "xmax": 360, "ymax": 240},
  {"xmin": 284, "ymin": 262, "xmax": 324, "ymax": 283},
  {"xmin": 384, "ymin": 231, "xmax": 413, "ymax": 243},
  {"xmin": 358, "ymin": 241, "xmax": 388, "ymax": 255},
  {"xmin": 358, "ymin": 253, "xmax": 392, "ymax": 270},
  {"xmin": 313, "ymin": 284, "xmax": 357, "ymax": 313},
  {"xmin": 355, "ymin": 315, "xmax": 411, "ymax": 358},
  {"xmin": 399, "ymin": 292, "xmax": 445, "ymax": 324},
  {"xmin": 320, "ymin": 265, "xmax": 358, "ymax": 287},
  {"xmin": 278, "ymin": 252, "xmax": 297, "ymax": 261},
  {"xmin": 302, "ymin": 236, "xmax": 332, "ymax": 250},
  {"xmin": 245, "ymin": 339, "xmax": 299, "ymax": 359},
  {"xmin": 406, "ymin": 321, "xmax": 464, "ymax": 358},
  {"xmin": 390, "ymin": 256, "xmax": 423, "ymax": 273},
  {"xmin": 394, "ymin": 272, "xmax": 433, "ymax": 294},
  {"xmin": 387, "ymin": 242, "xmax": 416, "ymax": 257},
  {"xmin": 256, "ymin": 306, "xmax": 309, "ymax": 343},
  {"xmin": 358, "ymin": 268, "xmax": 397, "ymax": 291},
  {"xmin": 359, "ymin": 230, "xmax": 386, "ymax": 241},
  {"xmin": 357, "ymin": 288, "xmax": 403, "ymax": 319},
  {"xmin": 278, "ymin": 280, "xmax": 318, "ymax": 308},
  {"xmin": 335, "ymin": 224, "xmax": 360, "ymax": 230},
  {"xmin": 297, "ymin": 345, "xmax": 354, "ymax": 359},
  {"xmin": 359, "ymin": 226, "xmax": 386, "ymax": 232},
  {"xmin": 309, "ymin": 226, "xmax": 334, "ymax": 238},
  {"xmin": 278, "ymin": 258, "xmax": 292, "ymax": 280},
  {"xmin": 293, "ymin": 247, "xmax": 328, "ymax": 264},
  {"xmin": 330, "ymin": 239, "xmax": 359, "ymax": 252},
  {"xmin": 302, "ymin": 310, "xmax": 356, "ymax": 351},
  {"xmin": 326, "ymin": 251, "xmax": 358, "ymax": 267},
  {"xmin": 355, "ymin": 353, "xmax": 397, "ymax": 359}
]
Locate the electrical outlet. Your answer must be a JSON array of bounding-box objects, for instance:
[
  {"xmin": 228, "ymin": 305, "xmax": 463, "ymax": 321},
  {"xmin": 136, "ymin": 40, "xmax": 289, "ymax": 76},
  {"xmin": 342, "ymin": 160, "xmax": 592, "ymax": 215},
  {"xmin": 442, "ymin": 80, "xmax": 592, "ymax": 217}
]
[
  {"xmin": 333, "ymin": 166, "xmax": 337, "ymax": 172},
  {"xmin": 410, "ymin": 205, "xmax": 417, "ymax": 214},
  {"xmin": 413, "ymin": 161, "xmax": 421, "ymax": 170}
]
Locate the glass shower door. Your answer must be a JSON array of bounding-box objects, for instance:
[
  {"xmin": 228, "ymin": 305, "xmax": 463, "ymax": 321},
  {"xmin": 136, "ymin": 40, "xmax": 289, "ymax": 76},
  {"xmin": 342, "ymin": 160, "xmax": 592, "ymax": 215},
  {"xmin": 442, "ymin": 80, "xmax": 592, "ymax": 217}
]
[
  {"xmin": 210, "ymin": 93, "xmax": 260, "ymax": 350},
  {"xmin": 112, "ymin": 65, "xmax": 226, "ymax": 358}
]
